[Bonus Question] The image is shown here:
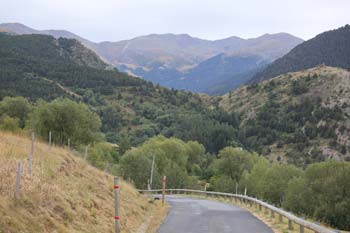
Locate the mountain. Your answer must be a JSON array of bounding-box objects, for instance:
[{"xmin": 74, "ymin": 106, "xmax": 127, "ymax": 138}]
[
  {"xmin": 168, "ymin": 54, "xmax": 269, "ymax": 95},
  {"xmin": 112, "ymin": 33, "xmax": 303, "ymax": 94},
  {"xmin": 0, "ymin": 23, "xmax": 303, "ymax": 94},
  {"xmin": 251, "ymin": 25, "xmax": 350, "ymax": 83},
  {"xmin": 220, "ymin": 65, "xmax": 350, "ymax": 165},
  {"xmin": 0, "ymin": 32, "xmax": 240, "ymax": 153},
  {"xmin": 0, "ymin": 23, "xmax": 95, "ymax": 47}
]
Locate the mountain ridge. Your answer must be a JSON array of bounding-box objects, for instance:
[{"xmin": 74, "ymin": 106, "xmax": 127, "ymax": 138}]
[
  {"xmin": 250, "ymin": 24, "xmax": 350, "ymax": 83},
  {"xmin": 0, "ymin": 22, "xmax": 303, "ymax": 94}
]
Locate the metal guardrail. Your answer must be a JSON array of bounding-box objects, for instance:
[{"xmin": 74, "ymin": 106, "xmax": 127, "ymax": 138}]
[{"xmin": 139, "ymin": 189, "xmax": 337, "ymax": 233}]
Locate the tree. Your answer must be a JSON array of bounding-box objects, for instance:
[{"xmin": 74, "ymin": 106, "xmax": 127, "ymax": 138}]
[
  {"xmin": 120, "ymin": 136, "xmax": 206, "ymax": 189},
  {"xmin": 120, "ymin": 149, "xmax": 153, "ymax": 189},
  {"xmin": 28, "ymin": 98, "xmax": 101, "ymax": 146},
  {"xmin": 0, "ymin": 96, "xmax": 32, "ymax": 128}
]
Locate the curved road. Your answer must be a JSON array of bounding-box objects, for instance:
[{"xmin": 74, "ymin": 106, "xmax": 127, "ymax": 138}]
[{"xmin": 158, "ymin": 195, "xmax": 273, "ymax": 233}]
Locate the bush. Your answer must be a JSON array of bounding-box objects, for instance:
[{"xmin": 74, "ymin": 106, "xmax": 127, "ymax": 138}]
[{"xmin": 0, "ymin": 116, "xmax": 21, "ymax": 132}]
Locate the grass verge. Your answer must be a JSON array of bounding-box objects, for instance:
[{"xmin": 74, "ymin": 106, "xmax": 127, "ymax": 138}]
[{"xmin": 0, "ymin": 131, "xmax": 167, "ymax": 233}]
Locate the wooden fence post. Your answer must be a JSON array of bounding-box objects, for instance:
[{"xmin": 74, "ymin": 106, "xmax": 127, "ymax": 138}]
[
  {"xmin": 15, "ymin": 161, "xmax": 22, "ymax": 198},
  {"xmin": 49, "ymin": 131, "xmax": 52, "ymax": 150},
  {"xmin": 27, "ymin": 132, "xmax": 35, "ymax": 175},
  {"xmin": 84, "ymin": 145, "xmax": 88, "ymax": 160},
  {"xmin": 68, "ymin": 138, "xmax": 71, "ymax": 150},
  {"xmin": 279, "ymin": 214, "xmax": 283, "ymax": 223},
  {"xmin": 114, "ymin": 177, "xmax": 121, "ymax": 233},
  {"xmin": 162, "ymin": 176, "xmax": 167, "ymax": 206},
  {"xmin": 104, "ymin": 162, "xmax": 109, "ymax": 172}
]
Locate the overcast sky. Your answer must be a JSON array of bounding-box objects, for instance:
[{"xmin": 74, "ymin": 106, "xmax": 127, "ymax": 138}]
[{"xmin": 1, "ymin": 0, "xmax": 349, "ymax": 42}]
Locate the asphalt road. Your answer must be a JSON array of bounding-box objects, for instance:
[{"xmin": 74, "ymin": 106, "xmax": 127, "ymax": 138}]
[{"xmin": 158, "ymin": 195, "xmax": 273, "ymax": 233}]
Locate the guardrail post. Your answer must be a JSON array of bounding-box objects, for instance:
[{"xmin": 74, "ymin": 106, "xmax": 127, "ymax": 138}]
[
  {"xmin": 114, "ymin": 177, "xmax": 121, "ymax": 233},
  {"xmin": 279, "ymin": 214, "xmax": 283, "ymax": 223},
  {"xmin": 299, "ymin": 225, "xmax": 304, "ymax": 233},
  {"xmin": 68, "ymin": 138, "xmax": 71, "ymax": 150},
  {"xmin": 270, "ymin": 209, "xmax": 275, "ymax": 218},
  {"xmin": 264, "ymin": 206, "xmax": 269, "ymax": 215},
  {"xmin": 288, "ymin": 219, "xmax": 294, "ymax": 230},
  {"xmin": 15, "ymin": 161, "xmax": 22, "ymax": 198},
  {"xmin": 162, "ymin": 176, "xmax": 166, "ymax": 206}
]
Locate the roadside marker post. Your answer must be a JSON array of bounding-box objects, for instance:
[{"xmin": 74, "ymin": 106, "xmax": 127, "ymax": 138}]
[
  {"xmin": 114, "ymin": 177, "xmax": 121, "ymax": 233},
  {"xmin": 162, "ymin": 176, "xmax": 167, "ymax": 206}
]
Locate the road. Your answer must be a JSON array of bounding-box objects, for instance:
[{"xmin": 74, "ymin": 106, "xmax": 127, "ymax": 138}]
[{"xmin": 158, "ymin": 195, "xmax": 273, "ymax": 233}]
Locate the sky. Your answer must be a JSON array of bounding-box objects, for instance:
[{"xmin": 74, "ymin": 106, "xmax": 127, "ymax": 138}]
[{"xmin": 0, "ymin": 0, "xmax": 349, "ymax": 42}]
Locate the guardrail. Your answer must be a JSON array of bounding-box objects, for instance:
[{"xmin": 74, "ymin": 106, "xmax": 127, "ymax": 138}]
[{"xmin": 138, "ymin": 189, "xmax": 337, "ymax": 233}]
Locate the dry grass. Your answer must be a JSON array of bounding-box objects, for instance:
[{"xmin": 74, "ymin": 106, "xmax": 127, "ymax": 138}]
[{"xmin": 0, "ymin": 131, "xmax": 168, "ymax": 233}]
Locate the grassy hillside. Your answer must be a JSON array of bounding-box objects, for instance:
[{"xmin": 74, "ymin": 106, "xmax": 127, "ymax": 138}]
[
  {"xmin": 220, "ymin": 66, "xmax": 350, "ymax": 165},
  {"xmin": 0, "ymin": 131, "xmax": 167, "ymax": 233}
]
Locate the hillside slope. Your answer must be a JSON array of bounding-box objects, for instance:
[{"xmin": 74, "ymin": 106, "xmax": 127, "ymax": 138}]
[
  {"xmin": 220, "ymin": 66, "xmax": 350, "ymax": 165},
  {"xmin": 251, "ymin": 24, "xmax": 350, "ymax": 83},
  {"xmin": 0, "ymin": 131, "xmax": 166, "ymax": 232},
  {"xmin": 0, "ymin": 33, "xmax": 239, "ymax": 153}
]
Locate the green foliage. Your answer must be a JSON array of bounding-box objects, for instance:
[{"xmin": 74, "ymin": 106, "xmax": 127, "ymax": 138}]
[
  {"xmin": 284, "ymin": 161, "xmax": 350, "ymax": 230},
  {"xmin": 239, "ymin": 95, "xmax": 344, "ymax": 165},
  {"xmin": 86, "ymin": 143, "xmax": 120, "ymax": 170},
  {"xmin": 249, "ymin": 163, "xmax": 302, "ymax": 205},
  {"xmin": 120, "ymin": 150, "xmax": 153, "ymax": 189},
  {"xmin": 120, "ymin": 136, "xmax": 206, "ymax": 189},
  {"xmin": 0, "ymin": 116, "xmax": 21, "ymax": 132},
  {"xmin": 290, "ymin": 79, "xmax": 308, "ymax": 95},
  {"xmin": 0, "ymin": 96, "xmax": 32, "ymax": 128},
  {"xmin": 28, "ymin": 98, "xmax": 101, "ymax": 146},
  {"xmin": 209, "ymin": 147, "xmax": 258, "ymax": 192}
]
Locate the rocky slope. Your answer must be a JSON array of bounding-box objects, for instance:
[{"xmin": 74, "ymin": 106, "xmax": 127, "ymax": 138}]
[{"xmin": 220, "ymin": 66, "xmax": 350, "ymax": 165}]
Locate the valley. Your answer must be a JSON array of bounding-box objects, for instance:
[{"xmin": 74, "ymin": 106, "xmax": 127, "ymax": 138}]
[{"xmin": 1, "ymin": 20, "xmax": 350, "ymax": 232}]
